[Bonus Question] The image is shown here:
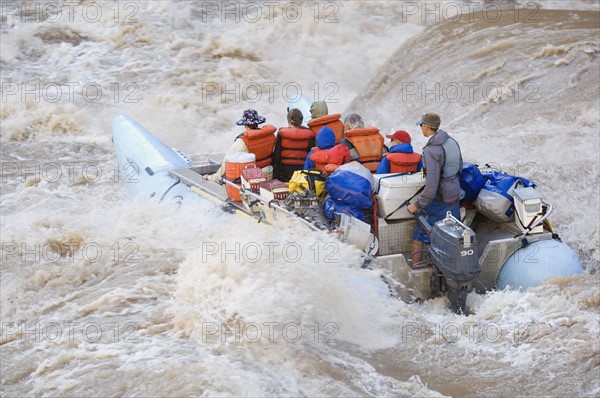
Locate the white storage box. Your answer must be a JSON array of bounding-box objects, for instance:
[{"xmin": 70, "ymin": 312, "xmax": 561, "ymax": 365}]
[
  {"xmin": 513, "ymin": 186, "xmax": 543, "ymax": 234},
  {"xmin": 374, "ymin": 173, "xmax": 426, "ymax": 220}
]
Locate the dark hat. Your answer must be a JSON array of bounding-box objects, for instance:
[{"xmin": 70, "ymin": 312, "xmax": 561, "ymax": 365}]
[
  {"xmin": 316, "ymin": 126, "xmax": 335, "ymax": 149},
  {"xmin": 236, "ymin": 109, "xmax": 266, "ymax": 126},
  {"xmin": 386, "ymin": 130, "xmax": 411, "ymax": 143},
  {"xmin": 416, "ymin": 113, "xmax": 441, "ymax": 128}
]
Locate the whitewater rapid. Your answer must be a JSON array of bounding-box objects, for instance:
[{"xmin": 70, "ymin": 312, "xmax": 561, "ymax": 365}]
[{"xmin": 1, "ymin": 1, "xmax": 598, "ymax": 397}]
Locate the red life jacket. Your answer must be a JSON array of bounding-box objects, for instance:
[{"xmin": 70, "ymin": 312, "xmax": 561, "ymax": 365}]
[
  {"xmin": 308, "ymin": 114, "xmax": 345, "ymax": 144},
  {"xmin": 309, "ymin": 144, "xmax": 351, "ymax": 171},
  {"xmin": 344, "ymin": 127, "xmax": 385, "ymax": 173},
  {"xmin": 385, "ymin": 152, "xmax": 422, "ymax": 173},
  {"xmin": 276, "ymin": 127, "xmax": 315, "ymax": 166},
  {"xmin": 241, "ymin": 125, "xmax": 277, "ymax": 168}
]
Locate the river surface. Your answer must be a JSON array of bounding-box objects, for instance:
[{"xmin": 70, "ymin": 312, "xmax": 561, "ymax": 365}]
[{"xmin": 1, "ymin": 1, "xmax": 599, "ymax": 397}]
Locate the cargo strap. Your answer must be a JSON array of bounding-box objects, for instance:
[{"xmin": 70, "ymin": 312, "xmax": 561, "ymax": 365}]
[{"xmin": 383, "ymin": 185, "xmax": 425, "ymax": 221}]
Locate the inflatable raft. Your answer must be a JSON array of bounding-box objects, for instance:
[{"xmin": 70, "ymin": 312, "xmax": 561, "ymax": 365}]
[{"xmin": 112, "ymin": 114, "xmax": 584, "ymax": 313}]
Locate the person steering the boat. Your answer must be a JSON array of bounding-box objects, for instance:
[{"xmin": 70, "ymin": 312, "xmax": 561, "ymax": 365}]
[
  {"xmin": 376, "ymin": 130, "xmax": 422, "ymax": 174},
  {"xmin": 272, "ymin": 108, "xmax": 315, "ymax": 182},
  {"xmin": 407, "ymin": 113, "xmax": 463, "ymax": 265},
  {"xmin": 207, "ymin": 109, "xmax": 277, "ymax": 182}
]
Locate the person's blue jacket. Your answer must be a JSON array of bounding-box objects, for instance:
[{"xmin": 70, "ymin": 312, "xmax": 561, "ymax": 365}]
[
  {"xmin": 376, "ymin": 143, "xmax": 423, "ymax": 173},
  {"xmin": 303, "ymin": 126, "xmax": 336, "ymax": 170}
]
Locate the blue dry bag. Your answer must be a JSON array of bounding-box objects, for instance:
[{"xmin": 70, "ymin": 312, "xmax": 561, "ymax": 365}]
[{"xmin": 459, "ymin": 163, "xmax": 486, "ymax": 204}]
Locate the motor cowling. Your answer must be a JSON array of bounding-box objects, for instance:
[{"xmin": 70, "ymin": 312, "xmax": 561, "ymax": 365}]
[{"xmin": 418, "ymin": 212, "xmax": 481, "ymax": 313}]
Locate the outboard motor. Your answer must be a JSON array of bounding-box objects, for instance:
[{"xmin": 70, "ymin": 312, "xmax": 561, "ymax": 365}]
[{"xmin": 417, "ymin": 211, "xmax": 481, "ymax": 314}]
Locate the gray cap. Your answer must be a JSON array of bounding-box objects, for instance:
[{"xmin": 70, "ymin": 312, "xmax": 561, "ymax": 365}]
[
  {"xmin": 416, "ymin": 113, "xmax": 441, "ymax": 128},
  {"xmin": 310, "ymin": 101, "xmax": 328, "ymax": 119}
]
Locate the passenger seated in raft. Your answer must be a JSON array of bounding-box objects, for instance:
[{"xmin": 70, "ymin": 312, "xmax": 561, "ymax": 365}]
[
  {"xmin": 207, "ymin": 109, "xmax": 277, "ymax": 182},
  {"xmin": 376, "ymin": 130, "xmax": 422, "ymax": 174},
  {"xmin": 339, "ymin": 113, "xmax": 385, "ymax": 173},
  {"xmin": 304, "ymin": 126, "xmax": 351, "ymax": 175},
  {"xmin": 307, "ymin": 101, "xmax": 345, "ymax": 144},
  {"xmin": 339, "ymin": 114, "xmax": 362, "ymax": 162},
  {"xmin": 272, "ymin": 108, "xmax": 315, "ymax": 182}
]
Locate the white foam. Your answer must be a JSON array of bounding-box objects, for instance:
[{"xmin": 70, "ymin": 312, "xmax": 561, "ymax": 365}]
[{"xmin": 1, "ymin": 1, "xmax": 598, "ymax": 396}]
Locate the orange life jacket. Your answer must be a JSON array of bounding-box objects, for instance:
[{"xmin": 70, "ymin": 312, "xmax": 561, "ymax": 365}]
[
  {"xmin": 276, "ymin": 127, "xmax": 315, "ymax": 166},
  {"xmin": 344, "ymin": 128, "xmax": 385, "ymax": 173},
  {"xmin": 385, "ymin": 152, "xmax": 422, "ymax": 173},
  {"xmin": 241, "ymin": 125, "xmax": 277, "ymax": 168},
  {"xmin": 309, "ymin": 144, "xmax": 351, "ymax": 171},
  {"xmin": 308, "ymin": 114, "xmax": 345, "ymax": 144}
]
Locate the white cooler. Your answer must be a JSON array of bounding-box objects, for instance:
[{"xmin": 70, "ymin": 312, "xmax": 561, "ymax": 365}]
[{"xmin": 374, "ymin": 173, "xmax": 426, "ymax": 220}]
